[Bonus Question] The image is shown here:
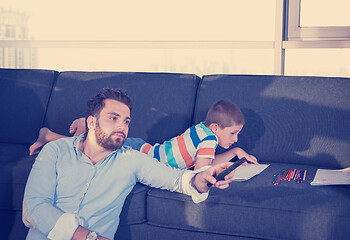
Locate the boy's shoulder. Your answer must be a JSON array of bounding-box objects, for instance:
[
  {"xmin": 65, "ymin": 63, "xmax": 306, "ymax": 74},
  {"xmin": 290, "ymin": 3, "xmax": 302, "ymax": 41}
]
[
  {"xmin": 187, "ymin": 122, "xmax": 218, "ymax": 143},
  {"xmin": 197, "ymin": 122, "xmax": 216, "ymax": 136}
]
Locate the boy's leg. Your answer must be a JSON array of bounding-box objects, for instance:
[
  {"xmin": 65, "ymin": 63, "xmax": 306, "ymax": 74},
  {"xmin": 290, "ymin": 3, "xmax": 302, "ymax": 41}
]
[{"xmin": 29, "ymin": 128, "xmax": 67, "ymax": 155}]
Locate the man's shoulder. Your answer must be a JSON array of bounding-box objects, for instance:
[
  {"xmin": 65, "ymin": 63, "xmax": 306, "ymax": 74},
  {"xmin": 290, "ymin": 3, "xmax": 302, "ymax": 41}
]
[
  {"xmin": 121, "ymin": 148, "xmax": 150, "ymax": 158},
  {"xmin": 51, "ymin": 135, "xmax": 76, "ymax": 144},
  {"xmin": 44, "ymin": 135, "xmax": 77, "ymax": 150},
  {"xmin": 119, "ymin": 148, "xmax": 158, "ymax": 163}
]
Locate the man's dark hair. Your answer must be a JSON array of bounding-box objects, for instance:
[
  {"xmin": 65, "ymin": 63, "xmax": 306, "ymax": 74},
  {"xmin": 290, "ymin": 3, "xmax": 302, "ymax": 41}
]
[
  {"xmin": 85, "ymin": 87, "xmax": 133, "ymax": 121},
  {"xmin": 204, "ymin": 100, "xmax": 245, "ymax": 128}
]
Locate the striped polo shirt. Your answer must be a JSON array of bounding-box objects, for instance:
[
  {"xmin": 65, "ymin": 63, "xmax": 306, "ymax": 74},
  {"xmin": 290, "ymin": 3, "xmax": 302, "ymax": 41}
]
[{"xmin": 140, "ymin": 122, "xmax": 218, "ymax": 169}]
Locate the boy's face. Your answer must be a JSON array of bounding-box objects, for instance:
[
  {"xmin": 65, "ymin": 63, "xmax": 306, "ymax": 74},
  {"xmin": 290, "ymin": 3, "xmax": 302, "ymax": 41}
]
[{"xmin": 214, "ymin": 124, "xmax": 243, "ymax": 149}]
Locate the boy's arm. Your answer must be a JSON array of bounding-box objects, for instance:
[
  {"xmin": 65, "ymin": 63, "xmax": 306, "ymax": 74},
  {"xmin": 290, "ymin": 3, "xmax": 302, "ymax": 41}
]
[
  {"xmin": 213, "ymin": 147, "xmax": 259, "ymax": 165},
  {"xmin": 194, "ymin": 136, "xmax": 218, "ymax": 170},
  {"xmin": 194, "ymin": 157, "xmax": 214, "ymax": 170}
]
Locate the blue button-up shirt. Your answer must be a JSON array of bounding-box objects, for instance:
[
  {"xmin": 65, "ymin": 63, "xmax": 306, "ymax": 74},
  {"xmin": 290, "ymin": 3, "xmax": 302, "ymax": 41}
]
[{"xmin": 23, "ymin": 134, "xmax": 208, "ymax": 239}]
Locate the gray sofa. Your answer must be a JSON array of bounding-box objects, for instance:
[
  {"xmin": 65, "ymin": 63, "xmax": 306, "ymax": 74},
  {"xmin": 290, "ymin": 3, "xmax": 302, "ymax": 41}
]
[{"xmin": 1, "ymin": 68, "xmax": 349, "ymax": 240}]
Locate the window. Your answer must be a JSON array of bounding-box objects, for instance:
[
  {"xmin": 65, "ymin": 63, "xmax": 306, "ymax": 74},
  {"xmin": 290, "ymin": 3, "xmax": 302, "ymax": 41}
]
[
  {"xmin": 287, "ymin": 0, "xmax": 350, "ymax": 40},
  {"xmin": 2, "ymin": 0, "xmax": 350, "ymax": 77},
  {"xmin": 285, "ymin": 48, "xmax": 350, "ymax": 77},
  {"xmin": 300, "ymin": 0, "xmax": 350, "ymax": 27},
  {"xmin": 0, "ymin": 0, "xmax": 276, "ymax": 76},
  {"xmin": 283, "ymin": 0, "xmax": 350, "ymax": 77}
]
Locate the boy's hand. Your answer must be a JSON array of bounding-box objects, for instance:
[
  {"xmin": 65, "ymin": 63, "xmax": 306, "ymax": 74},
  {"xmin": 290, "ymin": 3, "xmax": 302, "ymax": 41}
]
[
  {"xmin": 194, "ymin": 162, "xmax": 235, "ymax": 192},
  {"xmin": 233, "ymin": 147, "xmax": 259, "ymax": 165}
]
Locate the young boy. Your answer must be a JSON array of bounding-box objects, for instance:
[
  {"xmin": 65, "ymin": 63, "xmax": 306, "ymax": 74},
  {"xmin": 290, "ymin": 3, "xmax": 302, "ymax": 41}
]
[
  {"xmin": 136, "ymin": 99, "xmax": 257, "ymax": 170},
  {"xmin": 29, "ymin": 100, "xmax": 257, "ymax": 169}
]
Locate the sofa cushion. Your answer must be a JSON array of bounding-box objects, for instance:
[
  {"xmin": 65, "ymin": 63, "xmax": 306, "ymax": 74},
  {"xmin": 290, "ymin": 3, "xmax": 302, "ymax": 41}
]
[
  {"xmin": 0, "ymin": 69, "xmax": 57, "ymax": 145},
  {"xmin": 115, "ymin": 183, "xmax": 152, "ymax": 239},
  {"xmin": 0, "ymin": 155, "xmax": 35, "ymax": 240},
  {"xmin": 0, "ymin": 155, "xmax": 35, "ymax": 209},
  {"xmin": 0, "ymin": 143, "xmax": 30, "ymax": 159},
  {"xmin": 146, "ymin": 163, "xmax": 350, "ymax": 240},
  {"xmin": 44, "ymin": 71, "xmax": 200, "ymax": 144},
  {"xmin": 194, "ymin": 74, "xmax": 350, "ymax": 168},
  {"xmin": 118, "ymin": 183, "xmax": 150, "ymax": 226},
  {"xmin": 1, "ymin": 210, "xmax": 29, "ymax": 239},
  {"xmin": 115, "ymin": 223, "xmax": 251, "ymax": 240}
]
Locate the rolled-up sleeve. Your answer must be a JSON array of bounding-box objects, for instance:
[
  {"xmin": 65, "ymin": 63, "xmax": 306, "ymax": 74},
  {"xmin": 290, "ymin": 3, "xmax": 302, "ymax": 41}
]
[
  {"xmin": 180, "ymin": 166, "xmax": 210, "ymax": 203},
  {"xmin": 23, "ymin": 143, "xmax": 74, "ymax": 237}
]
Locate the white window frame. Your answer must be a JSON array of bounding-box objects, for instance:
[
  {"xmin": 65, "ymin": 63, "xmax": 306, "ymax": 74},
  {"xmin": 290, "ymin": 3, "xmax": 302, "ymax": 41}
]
[
  {"xmin": 279, "ymin": 0, "xmax": 350, "ymax": 77},
  {"xmin": 285, "ymin": 0, "xmax": 350, "ymax": 42}
]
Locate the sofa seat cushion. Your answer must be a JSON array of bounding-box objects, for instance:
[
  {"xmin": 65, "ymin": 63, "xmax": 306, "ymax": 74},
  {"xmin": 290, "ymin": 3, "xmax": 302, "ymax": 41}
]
[
  {"xmin": 115, "ymin": 183, "xmax": 151, "ymax": 239},
  {"xmin": 146, "ymin": 163, "xmax": 350, "ymax": 240},
  {"xmin": 115, "ymin": 223, "xmax": 254, "ymax": 240},
  {"xmin": 0, "ymin": 155, "xmax": 36, "ymax": 239},
  {"xmin": 118, "ymin": 183, "xmax": 151, "ymax": 226},
  {"xmin": 0, "ymin": 155, "xmax": 36, "ymax": 209}
]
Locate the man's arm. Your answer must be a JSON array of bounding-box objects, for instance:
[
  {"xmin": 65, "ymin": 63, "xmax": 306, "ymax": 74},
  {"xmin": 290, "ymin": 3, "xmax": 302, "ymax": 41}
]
[
  {"xmin": 24, "ymin": 143, "xmax": 83, "ymax": 239},
  {"xmin": 72, "ymin": 226, "xmax": 109, "ymax": 240},
  {"xmin": 133, "ymin": 151, "xmax": 234, "ymax": 203},
  {"xmin": 193, "ymin": 162, "xmax": 235, "ymax": 193},
  {"xmin": 23, "ymin": 143, "xmax": 67, "ymax": 235}
]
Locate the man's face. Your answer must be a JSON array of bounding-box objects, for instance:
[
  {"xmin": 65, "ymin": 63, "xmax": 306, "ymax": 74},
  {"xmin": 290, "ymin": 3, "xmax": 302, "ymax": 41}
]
[{"xmin": 94, "ymin": 99, "xmax": 131, "ymax": 151}]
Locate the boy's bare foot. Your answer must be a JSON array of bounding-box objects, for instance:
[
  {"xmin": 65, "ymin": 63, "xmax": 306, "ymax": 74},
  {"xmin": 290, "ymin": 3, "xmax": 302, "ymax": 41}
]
[
  {"xmin": 29, "ymin": 128, "xmax": 67, "ymax": 155},
  {"xmin": 29, "ymin": 128, "xmax": 51, "ymax": 155},
  {"xmin": 69, "ymin": 117, "xmax": 86, "ymax": 136}
]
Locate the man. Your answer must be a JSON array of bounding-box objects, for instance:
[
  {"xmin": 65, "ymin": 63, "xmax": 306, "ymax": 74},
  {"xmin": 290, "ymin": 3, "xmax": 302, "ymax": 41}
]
[{"xmin": 23, "ymin": 88, "xmax": 234, "ymax": 240}]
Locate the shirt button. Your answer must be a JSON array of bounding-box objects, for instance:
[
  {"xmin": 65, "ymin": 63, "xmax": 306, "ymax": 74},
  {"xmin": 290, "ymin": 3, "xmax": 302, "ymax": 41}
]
[{"xmin": 86, "ymin": 182, "xmax": 90, "ymax": 187}]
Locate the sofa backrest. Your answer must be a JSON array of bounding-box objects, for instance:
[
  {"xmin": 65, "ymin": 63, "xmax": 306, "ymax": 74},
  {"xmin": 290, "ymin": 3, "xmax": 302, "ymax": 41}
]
[
  {"xmin": 193, "ymin": 74, "xmax": 350, "ymax": 168},
  {"xmin": 0, "ymin": 68, "xmax": 57, "ymax": 145},
  {"xmin": 44, "ymin": 71, "xmax": 200, "ymax": 144}
]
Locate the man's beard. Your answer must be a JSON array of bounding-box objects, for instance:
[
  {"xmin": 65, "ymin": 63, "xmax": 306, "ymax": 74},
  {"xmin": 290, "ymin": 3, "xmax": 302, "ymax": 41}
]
[{"xmin": 95, "ymin": 120, "xmax": 126, "ymax": 151}]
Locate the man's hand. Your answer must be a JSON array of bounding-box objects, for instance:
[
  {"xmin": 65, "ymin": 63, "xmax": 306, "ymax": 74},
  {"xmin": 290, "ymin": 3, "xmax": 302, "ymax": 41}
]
[
  {"xmin": 193, "ymin": 162, "xmax": 235, "ymax": 193},
  {"xmin": 72, "ymin": 226, "xmax": 110, "ymax": 240}
]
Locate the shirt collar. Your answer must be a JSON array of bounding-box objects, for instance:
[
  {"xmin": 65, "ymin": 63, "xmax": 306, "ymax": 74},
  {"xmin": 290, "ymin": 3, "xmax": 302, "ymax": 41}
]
[{"xmin": 200, "ymin": 122, "xmax": 215, "ymax": 136}]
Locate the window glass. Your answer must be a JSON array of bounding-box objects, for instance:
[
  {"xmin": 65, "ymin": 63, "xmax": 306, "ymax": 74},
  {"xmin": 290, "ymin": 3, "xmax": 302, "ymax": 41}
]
[
  {"xmin": 285, "ymin": 49, "xmax": 350, "ymax": 78},
  {"xmin": 1, "ymin": 0, "xmax": 275, "ymax": 41},
  {"xmin": 0, "ymin": 48, "xmax": 37, "ymax": 68},
  {"xmin": 0, "ymin": 0, "xmax": 275, "ymax": 74},
  {"xmin": 300, "ymin": 0, "xmax": 350, "ymax": 27},
  {"xmin": 0, "ymin": 48, "xmax": 274, "ymax": 76}
]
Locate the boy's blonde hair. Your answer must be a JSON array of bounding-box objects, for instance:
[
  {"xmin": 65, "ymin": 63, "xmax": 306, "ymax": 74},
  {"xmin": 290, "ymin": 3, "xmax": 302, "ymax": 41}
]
[{"xmin": 204, "ymin": 100, "xmax": 245, "ymax": 128}]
